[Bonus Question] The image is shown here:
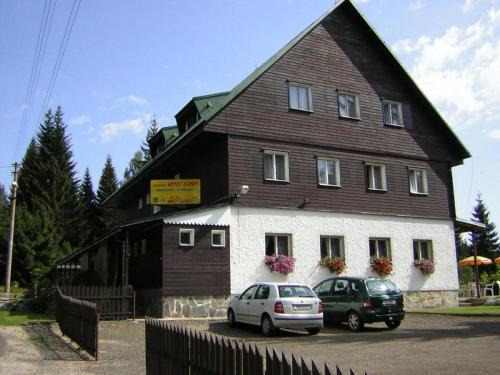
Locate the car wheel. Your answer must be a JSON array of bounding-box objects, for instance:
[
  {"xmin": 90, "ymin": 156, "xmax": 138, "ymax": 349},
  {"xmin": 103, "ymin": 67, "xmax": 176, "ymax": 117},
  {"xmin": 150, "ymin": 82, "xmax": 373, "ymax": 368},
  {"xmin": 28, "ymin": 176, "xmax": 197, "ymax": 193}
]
[
  {"xmin": 346, "ymin": 311, "xmax": 364, "ymax": 332},
  {"xmin": 227, "ymin": 309, "xmax": 236, "ymax": 327},
  {"xmin": 385, "ymin": 320, "xmax": 401, "ymax": 329},
  {"xmin": 261, "ymin": 315, "xmax": 275, "ymax": 337},
  {"xmin": 306, "ymin": 328, "xmax": 321, "ymax": 335}
]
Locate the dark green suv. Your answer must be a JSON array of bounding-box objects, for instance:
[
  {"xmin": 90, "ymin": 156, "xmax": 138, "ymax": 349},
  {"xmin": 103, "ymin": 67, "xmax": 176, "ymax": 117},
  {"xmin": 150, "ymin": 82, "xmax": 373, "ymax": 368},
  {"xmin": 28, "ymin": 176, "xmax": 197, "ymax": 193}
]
[{"xmin": 313, "ymin": 277, "xmax": 405, "ymax": 331}]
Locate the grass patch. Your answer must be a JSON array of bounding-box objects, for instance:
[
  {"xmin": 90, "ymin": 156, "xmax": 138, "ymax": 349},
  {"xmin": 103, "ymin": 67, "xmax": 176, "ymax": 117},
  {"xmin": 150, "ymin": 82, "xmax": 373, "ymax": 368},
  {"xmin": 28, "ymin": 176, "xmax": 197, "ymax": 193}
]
[
  {"xmin": 411, "ymin": 306, "xmax": 500, "ymax": 316},
  {"xmin": 0, "ymin": 311, "xmax": 55, "ymax": 326}
]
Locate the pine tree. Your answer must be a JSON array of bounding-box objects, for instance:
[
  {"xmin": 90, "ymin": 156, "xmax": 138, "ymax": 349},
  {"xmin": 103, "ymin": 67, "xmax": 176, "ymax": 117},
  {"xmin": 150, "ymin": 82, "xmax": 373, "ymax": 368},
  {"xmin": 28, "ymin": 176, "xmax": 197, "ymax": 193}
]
[
  {"xmin": 0, "ymin": 184, "xmax": 9, "ymax": 283},
  {"xmin": 470, "ymin": 194, "xmax": 500, "ymax": 259},
  {"xmin": 96, "ymin": 155, "xmax": 119, "ymax": 233},
  {"xmin": 141, "ymin": 115, "xmax": 160, "ymax": 162},
  {"xmin": 17, "ymin": 138, "xmax": 40, "ymax": 210},
  {"xmin": 79, "ymin": 168, "xmax": 98, "ymax": 245},
  {"xmin": 124, "ymin": 150, "xmax": 145, "ymax": 181}
]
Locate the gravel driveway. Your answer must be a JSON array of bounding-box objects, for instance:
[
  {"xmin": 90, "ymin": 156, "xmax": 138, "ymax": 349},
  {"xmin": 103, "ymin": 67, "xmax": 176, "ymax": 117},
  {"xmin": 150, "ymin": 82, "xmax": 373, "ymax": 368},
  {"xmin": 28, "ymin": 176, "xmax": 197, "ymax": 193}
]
[{"xmin": 0, "ymin": 314, "xmax": 498, "ymax": 375}]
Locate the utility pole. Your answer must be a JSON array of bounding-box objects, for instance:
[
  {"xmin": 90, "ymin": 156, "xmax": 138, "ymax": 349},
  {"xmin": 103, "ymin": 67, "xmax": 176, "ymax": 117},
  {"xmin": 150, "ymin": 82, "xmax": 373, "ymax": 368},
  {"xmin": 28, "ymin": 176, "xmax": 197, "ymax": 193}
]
[{"xmin": 4, "ymin": 162, "xmax": 19, "ymax": 294}]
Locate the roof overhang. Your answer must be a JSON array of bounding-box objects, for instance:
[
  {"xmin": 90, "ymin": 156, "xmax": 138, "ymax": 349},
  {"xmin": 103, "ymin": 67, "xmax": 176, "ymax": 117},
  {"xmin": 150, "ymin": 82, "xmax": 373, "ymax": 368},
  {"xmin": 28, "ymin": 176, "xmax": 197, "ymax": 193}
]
[{"xmin": 454, "ymin": 218, "xmax": 486, "ymax": 233}]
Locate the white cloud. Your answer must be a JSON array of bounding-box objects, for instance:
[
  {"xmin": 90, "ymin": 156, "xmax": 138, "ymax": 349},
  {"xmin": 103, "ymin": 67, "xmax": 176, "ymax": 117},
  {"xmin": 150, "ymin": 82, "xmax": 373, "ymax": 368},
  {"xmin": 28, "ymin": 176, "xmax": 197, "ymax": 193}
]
[
  {"xmin": 462, "ymin": 0, "xmax": 474, "ymax": 12},
  {"xmin": 487, "ymin": 129, "xmax": 500, "ymax": 139},
  {"xmin": 392, "ymin": 7, "xmax": 500, "ymax": 130},
  {"xmin": 69, "ymin": 115, "xmax": 90, "ymax": 126},
  {"xmin": 100, "ymin": 118, "xmax": 146, "ymax": 142},
  {"xmin": 117, "ymin": 94, "xmax": 147, "ymax": 106},
  {"xmin": 409, "ymin": 0, "xmax": 424, "ymax": 12}
]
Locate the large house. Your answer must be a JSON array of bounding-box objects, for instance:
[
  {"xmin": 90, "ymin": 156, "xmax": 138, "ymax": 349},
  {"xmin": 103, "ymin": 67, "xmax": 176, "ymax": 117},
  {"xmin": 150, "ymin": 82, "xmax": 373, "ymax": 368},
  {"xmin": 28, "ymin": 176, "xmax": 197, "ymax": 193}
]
[{"xmin": 59, "ymin": 0, "xmax": 477, "ymax": 317}]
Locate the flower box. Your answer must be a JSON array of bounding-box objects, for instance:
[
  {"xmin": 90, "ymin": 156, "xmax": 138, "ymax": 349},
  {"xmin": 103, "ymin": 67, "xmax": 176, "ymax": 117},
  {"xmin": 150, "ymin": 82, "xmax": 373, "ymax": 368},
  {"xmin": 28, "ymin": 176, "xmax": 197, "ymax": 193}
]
[
  {"xmin": 370, "ymin": 257, "xmax": 393, "ymax": 277},
  {"xmin": 264, "ymin": 255, "xmax": 295, "ymax": 275},
  {"xmin": 319, "ymin": 257, "xmax": 346, "ymax": 274},
  {"xmin": 414, "ymin": 259, "xmax": 435, "ymax": 274}
]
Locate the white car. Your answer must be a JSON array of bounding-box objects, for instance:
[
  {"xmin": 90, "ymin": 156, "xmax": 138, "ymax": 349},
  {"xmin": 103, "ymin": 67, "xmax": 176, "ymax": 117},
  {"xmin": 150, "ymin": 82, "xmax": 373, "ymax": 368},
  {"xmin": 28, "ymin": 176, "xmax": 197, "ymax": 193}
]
[{"xmin": 227, "ymin": 282, "xmax": 323, "ymax": 336}]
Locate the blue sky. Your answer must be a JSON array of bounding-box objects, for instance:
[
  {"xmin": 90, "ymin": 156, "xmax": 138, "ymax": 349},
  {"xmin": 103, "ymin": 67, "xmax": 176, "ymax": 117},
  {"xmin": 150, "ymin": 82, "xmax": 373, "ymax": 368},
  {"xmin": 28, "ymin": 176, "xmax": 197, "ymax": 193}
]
[{"xmin": 0, "ymin": 0, "xmax": 499, "ymax": 228}]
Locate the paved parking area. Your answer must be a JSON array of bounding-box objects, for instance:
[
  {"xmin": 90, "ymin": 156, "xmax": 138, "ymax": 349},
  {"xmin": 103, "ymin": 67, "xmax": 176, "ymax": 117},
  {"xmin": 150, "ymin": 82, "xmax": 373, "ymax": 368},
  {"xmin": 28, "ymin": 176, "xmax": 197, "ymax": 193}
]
[{"xmin": 181, "ymin": 313, "xmax": 500, "ymax": 375}]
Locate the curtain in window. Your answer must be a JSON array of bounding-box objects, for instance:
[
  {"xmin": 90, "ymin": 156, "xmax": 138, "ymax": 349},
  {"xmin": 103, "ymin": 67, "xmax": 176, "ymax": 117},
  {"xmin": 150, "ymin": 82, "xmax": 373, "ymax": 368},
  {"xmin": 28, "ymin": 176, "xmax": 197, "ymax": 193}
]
[
  {"xmin": 289, "ymin": 86, "xmax": 299, "ymax": 109},
  {"xmin": 347, "ymin": 95, "xmax": 356, "ymax": 118},
  {"xmin": 415, "ymin": 170, "xmax": 424, "ymax": 192},
  {"xmin": 318, "ymin": 160, "xmax": 327, "ymax": 184},
  {"xmin": 330, "ymin": 238, "xmax": 341, "ymax": 258},
  {"xmin": 298, "ymin": 87, "xmax": 309, "ymax": 111},
  {"xmin": 275, "ymin": 154, "xmax": 286, "ymax": 181},
  {"xmin": 377, "ymin": 239, "xmax": 388, "ymax": 258},
  {"xmin": 383, "ymin": 103, "xmax": 391, "ymax": 124},
  {"xmin": 390, "ymin": 104, "xmax": 399, "ymax": 124},
  {"xmin": 320, "ymin": 237, "xmax": 329, "ymax": 258},
  {"xmin": 373, "ymin": 166, "xmax": 383, "ymax": 189},
  {"xmin": 264, "ymin": 153, "xmax": 274, "ymax": 180},
  {"xmin": 327, "ymin": 160, "xmax": 335, "ymax": 185},
  {"xmin": 339, "ymin": 95, "xmax": 347, "ymax": 117},
  {"xmin": 277, "ymin": 236, "xmax": 289, "ymax": 256},
  {"xmin": 265, "ymin": 235, "xmax": 275, "ymax": 256}
]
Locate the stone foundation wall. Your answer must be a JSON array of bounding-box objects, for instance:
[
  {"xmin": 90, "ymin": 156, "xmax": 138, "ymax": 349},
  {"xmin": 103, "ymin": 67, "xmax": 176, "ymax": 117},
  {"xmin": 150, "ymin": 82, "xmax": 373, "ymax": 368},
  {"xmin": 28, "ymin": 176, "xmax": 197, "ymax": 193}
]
[
  {"xmin": 162, "ymin": 295, "xmax": 231, "ymax": 318},
  {"xmin": 404, "ymin": 290, "xmax": 458, "ymax": 309}
]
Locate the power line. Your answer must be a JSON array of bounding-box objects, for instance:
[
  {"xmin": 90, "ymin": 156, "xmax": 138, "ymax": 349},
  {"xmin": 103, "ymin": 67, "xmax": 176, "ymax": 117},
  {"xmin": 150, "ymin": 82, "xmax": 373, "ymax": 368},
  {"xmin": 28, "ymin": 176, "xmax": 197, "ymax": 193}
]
[
  {"xmin": 36, "ymin": 0, "xmax": 82, "ymax": 127},
  {"xmin": 13, "ymin": 0, "xmax": 57, "ymax": 162}
]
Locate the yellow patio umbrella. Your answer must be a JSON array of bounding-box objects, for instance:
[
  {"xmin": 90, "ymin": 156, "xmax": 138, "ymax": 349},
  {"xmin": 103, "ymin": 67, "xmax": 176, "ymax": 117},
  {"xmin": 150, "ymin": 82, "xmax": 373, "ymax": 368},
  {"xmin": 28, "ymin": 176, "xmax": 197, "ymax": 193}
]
[
  {"xmin": 459, "ymin": 256, "xmax": 493, "ymax": 267},
  {"xmin": 495, "ymin": 257, "xmax": 500, "ymax": 265}
]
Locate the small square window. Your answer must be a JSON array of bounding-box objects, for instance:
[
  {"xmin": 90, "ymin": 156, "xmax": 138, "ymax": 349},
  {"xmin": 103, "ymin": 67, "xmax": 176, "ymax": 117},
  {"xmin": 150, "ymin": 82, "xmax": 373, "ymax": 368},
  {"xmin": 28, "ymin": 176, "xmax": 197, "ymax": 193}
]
[
  {"xmin": 409, "ymin": 168, "xmax": 428, "ymax": 195},
  {"xmin": 413, "ymin": 240, "xmax": 433, "ymax": 261},
  {"xmin": 179, "ymin": 229, "xmax": 194, "ymax": 246},
  {"xmin": 338, "ymin": 91, "xmax": 360, "ymax": 119},
  {"xmin": 383, "ymin": 100, "xmax": 403, "ymax": 127},
  {"xmin": 366, "ymin": 163, "xmax": 387, "ymax": 191},
  {"xmin": 369, "ymin": 238, "xmax": 391, "ymax": 260},
  {"xmin": 289, "ymin": 83, "xmax": 312, "ymax": 111},
  {"xmin": 263, "ymin": 150, "xmax": 289, "ymax": 182},
  {"xmin": 211, "ymin": 230, "xmax": 226, "ymax": 247},
  {"xmin": 320, "ymin": 236, "xmax": 345, "ymax": 259},
  {"xmin": 265, "ymin": 234, "xmax": 292, "ymax": 256},
  {"xmin": 317, "ymin": 158, "xmax": 341, "ymax": 187}
]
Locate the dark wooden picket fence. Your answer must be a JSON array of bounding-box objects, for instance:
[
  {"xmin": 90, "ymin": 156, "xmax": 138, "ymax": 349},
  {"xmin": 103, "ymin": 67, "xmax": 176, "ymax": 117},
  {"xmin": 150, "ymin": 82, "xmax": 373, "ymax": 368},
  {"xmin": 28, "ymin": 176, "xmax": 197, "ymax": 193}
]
[
  {"xmin": 145, "ymin": 318, "xmax": 368, "ymax": 375},
  {"xmin": 56, "ymin": 287, "xmax": 99, "ymax": 360},
  {"xmin": 59, "ymin": 285, "xmax": 135, "ymax": 320}
]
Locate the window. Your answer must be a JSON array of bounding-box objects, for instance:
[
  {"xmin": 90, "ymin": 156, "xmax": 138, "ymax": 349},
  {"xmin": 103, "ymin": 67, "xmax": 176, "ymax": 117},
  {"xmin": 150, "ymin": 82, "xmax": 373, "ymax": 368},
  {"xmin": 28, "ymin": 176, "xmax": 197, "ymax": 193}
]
[
  {"xmin": 255, "ymin": 285, "xmax": 270, "ymax": 299},
  {"xmin": 317, "ymin": 158, "xmax": 341, "ymax": 187},
  {"xmin": 413, "ymin": 240, "xmax": 433, "ymax": 261},
  {"xmin": 314, "ymin": 279, "xmax": 334, "ymax": 296},
  {"xmin": 138, "ymin": 198, "xmax": 143, "ymax": 210},
  {"xmin": 265, "ymin": 234, "xmax": 291, "ymax": 256},
  {"xmin": 333, "ymin": 279, "xmax": 349, "ymax": 296},
  {"xmin": 179, "ymin": 228, "xmax": 194, "ymax": 246},
  {"xmin": 366, "ymin": 163, "xmax": 387, "ymax": 191},
  {"xmin": 409, "ymin": 168, "xmax": 428, "ymax": 195},
  {"xmin": 153, "ymin": 205, "xmax": 161, "ymax": 214},
  {"xmin": 369, "ymin": 238, "xmax": 391, "ymax": 259},
  {"xmin": 263, "ymin": 150, "xmax": 289, "ymax": 182},
  {"xmin": 240, "ymin": 285, "xmax": 257, "ymax": 299},
  {"xmin": 320, "ymin": 236, "xmax": 345, "ymax": 259},
  {"xmin": 146, "ymin": 193, "xmax": 150, "ymax": 205},
  {"xmin": 289, "ymin": 83, "xmax": 312, "ymax": 111},
  {"xmin": 211, "ymin": 230, "xmax": 226, "ymax": 247},
  {"xmin": 383, "ymin": 100, "xmax": 403, "ymax": 126},
  {"xmin": 338, "ymin": 91, "xmax": 360, "ymax": 119}
]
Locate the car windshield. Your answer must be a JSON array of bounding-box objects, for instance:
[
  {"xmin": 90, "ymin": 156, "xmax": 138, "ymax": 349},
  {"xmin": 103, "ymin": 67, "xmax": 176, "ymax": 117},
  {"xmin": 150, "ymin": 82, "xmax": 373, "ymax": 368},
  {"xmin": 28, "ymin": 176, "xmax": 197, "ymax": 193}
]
[
  {"xmin": 365, "ymin": 279, "xmax": 400, "ymax": 296},
  {"xmin": 278, "ymin": 285, "xmax": 315, "ymax": 298}
]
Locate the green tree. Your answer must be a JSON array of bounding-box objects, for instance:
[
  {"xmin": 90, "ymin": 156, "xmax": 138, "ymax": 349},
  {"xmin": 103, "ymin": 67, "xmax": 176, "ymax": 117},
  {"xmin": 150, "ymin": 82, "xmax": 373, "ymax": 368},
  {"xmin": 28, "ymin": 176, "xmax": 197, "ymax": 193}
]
[
  {"xmin": 16, "ymin": 138, "xmax": 40, "ymax": 210},
  {"xmin": 455, "ymin": 234, "xmax": 470, "ymax": 261},
  {"xmin": 123, "ymin": 149, "xmax": 145, "ymax": 181},
  {"xmin": 96, "ymin": 155, "xmax": 119, "ymax": 233},
  {"xmin": 470, "ymin": 194, "xmax": 499, "ymax": 260},
  {"xmin": 141, "ymin": 115, "xmax": 160, "ymax": 162},
  {"xmin": 79, "ymin": 168, "xmax": 99, "ymax": 245}
]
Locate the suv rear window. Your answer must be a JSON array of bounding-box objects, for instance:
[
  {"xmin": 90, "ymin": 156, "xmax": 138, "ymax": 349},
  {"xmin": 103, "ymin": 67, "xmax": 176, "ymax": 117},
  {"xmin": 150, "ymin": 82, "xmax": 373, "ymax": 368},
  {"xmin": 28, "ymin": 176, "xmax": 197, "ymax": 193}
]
[
  {"xmin": 278, "ymin": 285, "xmax": 315, "ymax": 298},
  {"xmin": 365, "ymin": 279, "xmax": 400, "ymax": 296}
]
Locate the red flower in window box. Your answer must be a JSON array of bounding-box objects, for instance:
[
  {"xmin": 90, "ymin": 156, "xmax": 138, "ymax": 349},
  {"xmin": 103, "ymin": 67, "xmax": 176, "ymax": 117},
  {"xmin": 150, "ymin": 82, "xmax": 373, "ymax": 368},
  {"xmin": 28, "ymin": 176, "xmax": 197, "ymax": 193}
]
[
  {"xmin": 264, "ymin": 255, "xmax": 295, "ymax": 275},
  {"xmin": 320, "ymin": 257, "xmax": 346, "ymax": 275},
  {"xmin": 370, "ymin": 257, "xmax": 393, "ymax": 277},
  {"xmin": 414, "ymin": 259, "xmax": 435, "ymax": 274}
]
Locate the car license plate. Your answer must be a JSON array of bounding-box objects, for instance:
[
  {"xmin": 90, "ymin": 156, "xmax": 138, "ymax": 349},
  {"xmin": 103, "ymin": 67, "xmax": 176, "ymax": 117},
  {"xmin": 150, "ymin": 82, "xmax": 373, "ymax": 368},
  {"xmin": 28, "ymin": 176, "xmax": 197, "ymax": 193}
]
[
  {"xmin": 293, "ymin": 304, "xmax": 311, "ymax": 311},
  {"xmin": 383, "ymin": 300, "xmax": 396, "ymax": 306}
]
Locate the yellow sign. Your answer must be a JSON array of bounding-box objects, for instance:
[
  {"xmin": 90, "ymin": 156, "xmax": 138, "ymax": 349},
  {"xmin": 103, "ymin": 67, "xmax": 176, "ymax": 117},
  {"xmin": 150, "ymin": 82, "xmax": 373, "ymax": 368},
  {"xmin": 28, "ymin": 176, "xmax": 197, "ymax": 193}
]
[{"xmin": 150, "ymin": 179, "xmax": 201, "ymax": 205}]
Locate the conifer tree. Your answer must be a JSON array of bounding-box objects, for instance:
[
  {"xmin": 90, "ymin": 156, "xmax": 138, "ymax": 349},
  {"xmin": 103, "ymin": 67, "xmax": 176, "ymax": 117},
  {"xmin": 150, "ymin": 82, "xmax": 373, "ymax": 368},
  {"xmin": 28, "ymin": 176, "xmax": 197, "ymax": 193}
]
[
  {"xmin": 123, "ymin": 150, "xmax": 145, "ymax": 181},
  {"xmin": 470, "ymin": 194, "xmax": 499, "ymax": 259},
  {"xmin": 79, "ymin": 168, "xmax": 98, "ymax": 245},
  {"xmin": 141, "ymin": 115, "xmax": 160, "ymax": 162},
  {"xmin": 96, "ymin": 155, "xmax": 119, "ymax": 233},
  {"xmin": 17, "ymin": 138, "xmax": 40, "ymax": 210}
]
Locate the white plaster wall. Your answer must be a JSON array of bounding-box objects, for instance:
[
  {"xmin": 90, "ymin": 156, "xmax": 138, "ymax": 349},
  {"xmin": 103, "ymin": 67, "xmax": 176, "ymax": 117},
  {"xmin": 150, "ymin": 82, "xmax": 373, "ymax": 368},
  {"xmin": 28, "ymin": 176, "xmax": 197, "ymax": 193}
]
[{"xmin": 228, "ymin": 206, "xmax": 458, "ymax": 294}]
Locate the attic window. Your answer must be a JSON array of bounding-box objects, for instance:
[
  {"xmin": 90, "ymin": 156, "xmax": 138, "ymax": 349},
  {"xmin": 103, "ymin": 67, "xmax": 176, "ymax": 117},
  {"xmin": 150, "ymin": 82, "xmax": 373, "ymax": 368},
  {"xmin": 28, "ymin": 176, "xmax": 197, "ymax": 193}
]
[
  {"xmin": 289, "ymin": 83, "xmax": 312, "ymax": 112},
  {"xmin": 383, "ymin": 100, "xmax": 403, "ymax": 127},
  {"xmin": 338, "ymin": 91, "xmax": 360, "ymax": 119}
]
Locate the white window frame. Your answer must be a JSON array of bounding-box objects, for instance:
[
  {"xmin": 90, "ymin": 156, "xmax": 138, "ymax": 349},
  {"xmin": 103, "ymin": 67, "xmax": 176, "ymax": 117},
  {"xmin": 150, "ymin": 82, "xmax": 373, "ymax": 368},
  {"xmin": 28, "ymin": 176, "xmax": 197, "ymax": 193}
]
[
  {"xmin": 146, "ymin": 193, "xmax": 150, "ymax": 205},
  {"xmin": 408, "ymin": 168, "xmax": 429, "ymax": 195},
  {"xmin": 179, "ymin": 228, "xmax": 194, "ymax": 246},
  {"xmin": 263, "ymin": 150, "xmax": 290, "ymax": 182},
  {"xmin": 211, "ymin": 230, "xmax": 226, "ymax": 248},
  {"xmin": 317, "ymin": 157, "xmax": 341, "ymax": 187},
  {"xmin": 265, "ymin": 233, "xmax": 292, "ymax": 256},
  {"xmin": 138, "ymin": 198, "xmax": 143, "ymax": 210},
  {"xmin": 338, "ymin": 91, "xmax": 360, "ymax": 119},
  {"xmin": 366, "ymin": 163, "xmax": 387, "ymax": 191},
  {"xmin": 153, "ymin": 205, "xmax": 161, "ymax": 214},
  {"xmin": 320, "ymin": 236, "xmax": 345, "ymax": 259},
  {"xmin": 413, "ymin": 240, "xmax": 433, "ymax": 261},
  {"xmin": 369, "ymin": 238, "xmax": 392, "ymax": 260},
  {"xmin": 383, "ymin": 100, "xmax": 403, "ymax": 127},
  {"xmin": 288, "ymin": 82, "xmax": 313, "ymax": 112}
]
